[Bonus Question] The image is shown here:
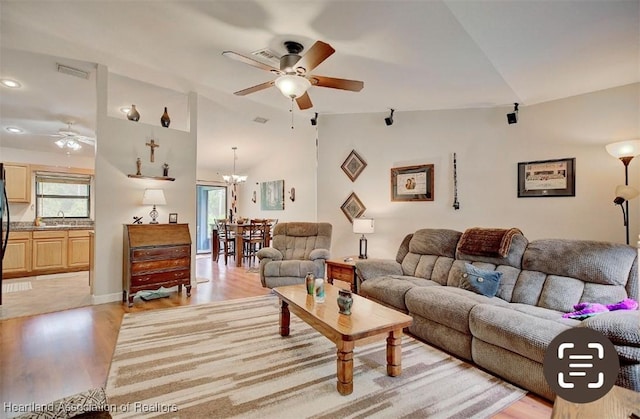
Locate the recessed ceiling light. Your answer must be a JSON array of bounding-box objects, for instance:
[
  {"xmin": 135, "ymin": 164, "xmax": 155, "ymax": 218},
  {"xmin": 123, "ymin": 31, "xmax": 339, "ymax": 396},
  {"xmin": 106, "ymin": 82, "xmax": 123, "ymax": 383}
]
[
  {"xmin": 120, "ymin": 106, "xmax": 131, "ymax": 114},
  {"xmin": 1, "ymin": 79, "xmax": 21, "ymax": 88},
  {"xmin": 6, "ymin": 126, "xmax": 24, "ymax": 133}
]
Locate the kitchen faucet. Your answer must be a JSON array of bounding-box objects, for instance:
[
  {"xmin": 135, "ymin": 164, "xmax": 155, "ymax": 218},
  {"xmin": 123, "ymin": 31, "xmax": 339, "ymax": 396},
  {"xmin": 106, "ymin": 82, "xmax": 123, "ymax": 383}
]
[{"xmin": 57, "ymin": 210, "xmax": 65, "ymax": 225}]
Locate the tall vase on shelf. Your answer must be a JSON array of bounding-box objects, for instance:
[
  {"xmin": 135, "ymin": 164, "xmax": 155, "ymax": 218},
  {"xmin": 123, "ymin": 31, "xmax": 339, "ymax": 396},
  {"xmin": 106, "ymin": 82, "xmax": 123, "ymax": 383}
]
[
  {"xmin": 161, "ymin": 107, "xmax": 171, "ymax": 128},
  {"xmin": 127, "ymin": 105, "xmax": 140, "ymax": 121}
]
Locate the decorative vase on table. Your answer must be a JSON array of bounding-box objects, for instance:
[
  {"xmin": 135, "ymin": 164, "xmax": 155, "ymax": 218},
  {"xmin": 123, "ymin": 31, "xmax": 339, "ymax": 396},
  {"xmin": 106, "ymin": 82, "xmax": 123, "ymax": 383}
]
[
  {"xmin": 305, "ymin": 272, "xmax": 315, "ymax": 295},
  {"xmin": 160, "ymin": 107, "xmax": 171, "ymax": 128},
  {"xmin": 314, "ymin": 278, "xmax": 325, "ymax": 303},
  {"xmin": 127, "ymin": 104, "xmax": 140, "ymax": 121},
  {"xmin": 337, "ymin": 289, "xmax": 353, "ymax": 315}
]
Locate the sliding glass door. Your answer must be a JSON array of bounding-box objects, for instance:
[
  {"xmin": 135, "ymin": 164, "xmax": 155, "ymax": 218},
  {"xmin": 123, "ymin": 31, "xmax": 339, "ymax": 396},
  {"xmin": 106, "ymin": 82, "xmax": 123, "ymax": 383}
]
[{"xmin": 196, "ymin": 185, "xmax": 227, "ymax": 253}]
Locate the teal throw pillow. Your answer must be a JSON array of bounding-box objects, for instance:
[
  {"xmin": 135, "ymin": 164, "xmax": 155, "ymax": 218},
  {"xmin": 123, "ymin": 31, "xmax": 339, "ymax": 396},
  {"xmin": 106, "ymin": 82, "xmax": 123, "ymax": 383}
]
[{"xmin": 460, "ymin": 263, "xmax": 502, "ymax": 297}]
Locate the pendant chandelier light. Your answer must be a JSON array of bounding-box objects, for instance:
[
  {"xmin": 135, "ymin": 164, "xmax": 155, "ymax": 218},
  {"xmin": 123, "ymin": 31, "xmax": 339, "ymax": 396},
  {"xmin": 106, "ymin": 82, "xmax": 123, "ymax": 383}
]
[{"xmin": 222, "ymin": 146, "xmax": 247, "ymax": 185}]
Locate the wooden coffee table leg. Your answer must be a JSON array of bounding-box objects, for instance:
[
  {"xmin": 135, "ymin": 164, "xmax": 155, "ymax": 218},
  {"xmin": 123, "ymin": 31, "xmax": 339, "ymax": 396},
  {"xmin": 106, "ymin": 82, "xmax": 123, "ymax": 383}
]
[
  {"xmin": 279, "ymin": 300, "xmax": 290, "ymax": 336},
  {"xmin": 337, "ymin": 340, "xmax": 354, "ymax": 395},
  {"xmin": 386, "ymin": 329, "xmax": 403, "ymax": 376}
]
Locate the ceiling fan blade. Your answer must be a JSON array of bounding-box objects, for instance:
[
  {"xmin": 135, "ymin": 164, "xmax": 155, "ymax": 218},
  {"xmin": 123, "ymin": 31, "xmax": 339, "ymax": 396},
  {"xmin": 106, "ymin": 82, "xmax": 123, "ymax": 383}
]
[
  {"xmin": 296, "ymin": 92, "xmax": 313, "ymax": 110},
  {"xmin": 222, "ymin": 51, "xmax": 282, "ymax": 74},
  {"xmin": 310, "ymin": 75, "xmax": 364, "ymax": 92},
  {"xmin": 294, "ymin": 41, "xmax": 335, "ymax": 74},
  {"xmin": 76, "ymin": 137, "xmax": 95, "ymax": 145},
  {"xmin": 233, "ymin": 80, "xmax": 275, "ymax": 96}
]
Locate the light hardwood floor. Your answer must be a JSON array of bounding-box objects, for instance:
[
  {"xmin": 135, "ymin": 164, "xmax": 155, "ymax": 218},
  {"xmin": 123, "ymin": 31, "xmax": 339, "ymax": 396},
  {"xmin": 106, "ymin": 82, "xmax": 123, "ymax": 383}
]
[{"xmin": 0, "ymin": 255, "xmax": 552, "ymax": 418}]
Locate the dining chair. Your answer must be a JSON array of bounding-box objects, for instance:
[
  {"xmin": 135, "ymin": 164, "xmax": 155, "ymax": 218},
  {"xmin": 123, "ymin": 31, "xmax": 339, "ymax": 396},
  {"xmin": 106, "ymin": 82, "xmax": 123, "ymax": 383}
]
[
  {"xmin": 243, "ymin": 219, "xmax": 267, "ymax": 267},
  {"xmin": 217, "ymin": 219, "xmax": 236, "ymax": 265}
]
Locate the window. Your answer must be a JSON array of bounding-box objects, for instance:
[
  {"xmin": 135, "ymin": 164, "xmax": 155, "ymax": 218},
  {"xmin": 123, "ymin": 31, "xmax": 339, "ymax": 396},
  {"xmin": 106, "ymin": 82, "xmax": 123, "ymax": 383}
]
[{"xmin": 36, "ymin": 173, "xmax": 92, "ymax": 218}]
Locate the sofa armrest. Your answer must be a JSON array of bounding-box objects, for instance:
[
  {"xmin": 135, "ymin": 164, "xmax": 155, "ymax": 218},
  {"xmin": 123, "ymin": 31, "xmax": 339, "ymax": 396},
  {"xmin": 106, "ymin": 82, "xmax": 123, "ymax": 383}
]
[
  {"xmin": 257, "ymin": 247, "xmax": 283, "ymax": 261},
  {"xmin": 580, "ymin": 310, "xmax": 640, "ymax": 348},
  {"xmin": 355, "ymin": 259, "xmax": 403, "ymax": 282},
  {"xmin": 309, "ymin": 248, "xmax": 330, "ymax": 261}
]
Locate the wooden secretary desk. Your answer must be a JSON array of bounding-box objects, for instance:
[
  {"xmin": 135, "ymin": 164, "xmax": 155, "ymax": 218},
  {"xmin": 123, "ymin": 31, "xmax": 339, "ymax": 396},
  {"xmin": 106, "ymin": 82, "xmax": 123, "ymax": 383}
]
[{"xmin": 122, "ymin": 223, "xmax": 192, "ymax": 307}]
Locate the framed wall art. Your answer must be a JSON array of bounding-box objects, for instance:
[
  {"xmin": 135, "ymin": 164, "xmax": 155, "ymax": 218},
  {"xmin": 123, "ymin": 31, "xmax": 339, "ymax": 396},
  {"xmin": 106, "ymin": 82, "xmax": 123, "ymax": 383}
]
[
  {"xmin": 517, "ymin": 157, "xmax": 575, "ymax": 197},
  {"xmin": 260, "ymin": 179, "xmax": 285, "ymax": 210},
  {"xmin": 168, "ymin": 213, "xmax": 178, "ymax": 223},
  {"xmin": 390, "ymin": 164, "xmax": 434, "ymax": 202},
  {"xmin": 341, "ymin": 150, "xmax": 367, "ymax": 182},
  {"xmin": 340, "ymin": 192, "xmax": 366, "ymax": 223}
]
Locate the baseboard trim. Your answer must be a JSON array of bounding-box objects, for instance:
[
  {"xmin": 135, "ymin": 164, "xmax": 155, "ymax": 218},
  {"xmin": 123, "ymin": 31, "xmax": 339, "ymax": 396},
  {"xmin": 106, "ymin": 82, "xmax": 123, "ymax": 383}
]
[{"xmin": 92, "ymin": 292, "xmax": 122, "ymax": 305}]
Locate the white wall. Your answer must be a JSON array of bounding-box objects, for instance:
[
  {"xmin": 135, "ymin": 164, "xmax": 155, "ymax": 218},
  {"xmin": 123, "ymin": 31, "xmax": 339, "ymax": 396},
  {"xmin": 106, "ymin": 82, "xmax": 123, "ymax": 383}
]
[
  {"xmin": 93, "ymin": 65, "xmax": 197, "ymax": 302},
  {"xmin": 318, "ymin": 83, "xmax": 640, "ymax": 259}
]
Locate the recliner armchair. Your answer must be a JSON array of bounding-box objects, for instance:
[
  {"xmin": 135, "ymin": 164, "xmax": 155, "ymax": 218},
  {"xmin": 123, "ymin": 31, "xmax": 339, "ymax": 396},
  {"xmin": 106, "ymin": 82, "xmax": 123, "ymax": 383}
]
[{"xmin": 257, "ymin": 222, "xmax": 332, "ymax": 288}]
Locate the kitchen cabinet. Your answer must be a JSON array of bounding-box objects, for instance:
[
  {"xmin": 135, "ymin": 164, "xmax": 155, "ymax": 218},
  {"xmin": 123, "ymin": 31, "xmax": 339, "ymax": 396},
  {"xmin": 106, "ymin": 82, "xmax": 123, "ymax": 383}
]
[
  {"xmin": 32, "ymin": 230, "xmax": 67, "ymax": 272},
  {"xmin": 68, "ymin": 229, "xmax": 91, "ymax": 268},
  {"xmin": 4, "ymin": 163, "xmax": 31, "ymax": 203},
  {"xmin": 123, "ymin": 223, "xmax": 192, "ymax": 307},
  {"xmin": 2, "ymin": 231, "xmax": 31, "ymax": 276}
]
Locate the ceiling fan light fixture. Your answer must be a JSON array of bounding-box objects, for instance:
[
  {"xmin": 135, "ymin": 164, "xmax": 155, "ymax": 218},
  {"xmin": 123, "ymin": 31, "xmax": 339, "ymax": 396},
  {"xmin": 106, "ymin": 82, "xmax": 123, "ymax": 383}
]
[{"xmin": 275, "ymin": 75, "xmax": 311, "ymax": 99}]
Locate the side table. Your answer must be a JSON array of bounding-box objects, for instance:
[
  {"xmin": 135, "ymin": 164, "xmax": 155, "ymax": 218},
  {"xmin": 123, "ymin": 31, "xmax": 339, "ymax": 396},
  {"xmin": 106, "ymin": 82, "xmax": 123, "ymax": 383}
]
[{"xmin": 326, "ymin": 256, "xmax": 360, "ymax": 294}]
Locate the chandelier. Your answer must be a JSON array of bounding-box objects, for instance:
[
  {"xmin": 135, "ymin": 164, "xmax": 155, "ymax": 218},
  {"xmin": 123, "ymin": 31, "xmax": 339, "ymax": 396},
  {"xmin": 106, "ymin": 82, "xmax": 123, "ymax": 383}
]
[{"xmin": 222, "ymin": 146, "xmax": 247, "ymax": 185}]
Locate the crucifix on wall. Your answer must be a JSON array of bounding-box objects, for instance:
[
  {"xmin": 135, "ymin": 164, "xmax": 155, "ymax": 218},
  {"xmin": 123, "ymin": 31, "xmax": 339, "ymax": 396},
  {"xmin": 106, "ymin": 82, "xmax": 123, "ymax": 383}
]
[{"xmin": 145, "ymin": 139, "xmax": 159, "ymax": 162}]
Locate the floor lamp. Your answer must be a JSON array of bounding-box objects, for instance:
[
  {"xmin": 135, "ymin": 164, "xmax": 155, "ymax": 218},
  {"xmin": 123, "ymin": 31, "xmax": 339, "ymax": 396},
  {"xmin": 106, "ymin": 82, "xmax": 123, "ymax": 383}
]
[{"xmin": 606, "ymin": 140, "xmax": 640, "ymax": 245}]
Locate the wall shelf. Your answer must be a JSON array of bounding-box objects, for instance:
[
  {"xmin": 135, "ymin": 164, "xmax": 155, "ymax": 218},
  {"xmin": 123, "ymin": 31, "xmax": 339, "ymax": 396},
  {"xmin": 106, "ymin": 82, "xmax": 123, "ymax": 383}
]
[{"xmin": 127, "ymin": 174, "xmax": 175, "ymax": 181}]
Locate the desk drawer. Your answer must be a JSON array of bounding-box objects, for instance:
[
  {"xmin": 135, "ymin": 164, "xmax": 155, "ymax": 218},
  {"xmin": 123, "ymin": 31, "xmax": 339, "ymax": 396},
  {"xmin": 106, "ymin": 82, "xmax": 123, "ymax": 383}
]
[
  {"xmin": 331, "ymin": 266, "xmax": 355, "ymax": 282},
  {"xmin": 131, "ymin": 269, "xmax": 190, "ymax": 287},
  {"xmin": 131, "ymin": 257, "xmax": 190, "ymax": 274},
  {"xmin": 132, "ymin": 245, "xmax": 190, "ymax": 260}
]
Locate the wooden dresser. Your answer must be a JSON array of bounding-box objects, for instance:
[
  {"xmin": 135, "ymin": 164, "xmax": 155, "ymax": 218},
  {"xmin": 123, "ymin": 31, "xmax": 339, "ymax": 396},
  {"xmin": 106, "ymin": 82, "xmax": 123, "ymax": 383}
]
[{"xmin": 122, "ymin": 223, "xmax": 192, "ymax": 307}]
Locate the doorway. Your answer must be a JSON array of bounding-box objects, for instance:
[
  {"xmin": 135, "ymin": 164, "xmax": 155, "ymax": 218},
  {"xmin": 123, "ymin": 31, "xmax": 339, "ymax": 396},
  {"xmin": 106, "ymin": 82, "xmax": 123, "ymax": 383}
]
[{"xmin": 196, "ymin": 184, "xmax": 227, "ymax": 254}]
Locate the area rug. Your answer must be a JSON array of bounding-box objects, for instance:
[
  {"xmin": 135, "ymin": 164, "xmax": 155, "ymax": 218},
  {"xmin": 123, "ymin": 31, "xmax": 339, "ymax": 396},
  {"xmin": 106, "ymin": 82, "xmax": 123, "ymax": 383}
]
[{"xmin": 106, "ymin": 296, "xmax": 526, "ymax": 418}]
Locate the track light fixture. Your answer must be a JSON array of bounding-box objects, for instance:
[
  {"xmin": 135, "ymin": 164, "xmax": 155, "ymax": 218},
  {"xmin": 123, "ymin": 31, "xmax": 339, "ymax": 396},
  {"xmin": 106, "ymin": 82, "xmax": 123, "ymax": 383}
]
[
  {"xmin": 507, "ymin": 103, "xmax": 519, "ymax": 124},
  {"xmin": 385, "ymin": 109, "xmax": 395, "ymax": 126},
  {"xmin": 310, "ymin": 112, "xmax": 318, "ymax": 126}
]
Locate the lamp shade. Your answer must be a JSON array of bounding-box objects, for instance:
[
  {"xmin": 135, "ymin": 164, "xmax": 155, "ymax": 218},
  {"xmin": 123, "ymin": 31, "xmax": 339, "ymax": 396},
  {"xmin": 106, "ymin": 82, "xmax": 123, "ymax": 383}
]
[
  {"xmin": 615, "ymin": 185, "xmax": 640, "ymax": 201},
  {"xmin": 275, "ymin": 75, "xmax": 311, "ymax": 98},
  {"xmin": 142, "ymin": 188, "xmax": 166, "ymax": 206},
  {"xmin": 606, "ymin": 140, "xmax": 640, "ymax": 159},
  {"xmin": 353, "ymin": 218, "xmax": 375, "ymax": 234}
]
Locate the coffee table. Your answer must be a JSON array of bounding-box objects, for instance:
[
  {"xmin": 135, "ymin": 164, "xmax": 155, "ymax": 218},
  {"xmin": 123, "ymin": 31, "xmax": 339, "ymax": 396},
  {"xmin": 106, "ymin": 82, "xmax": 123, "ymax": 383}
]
[{"xmin": 272, "ymin": 283, "xmax": 413, "ymax": 395}]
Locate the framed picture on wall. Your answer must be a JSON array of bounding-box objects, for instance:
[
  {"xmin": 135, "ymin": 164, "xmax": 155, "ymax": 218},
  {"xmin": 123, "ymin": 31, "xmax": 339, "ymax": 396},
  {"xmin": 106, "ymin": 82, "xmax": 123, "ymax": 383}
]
[
  {"xmin": 341, "ymin": 150, "xmax": 367, "ymax": 182},
  {"xmin": 517, "ymin": 157, "xmax": 575, "ymax": 197},
  {"xmin": 168, "ymin": 213, "xmax": 178, "ymax": 223},
  {"xmin": 340, "ymin": 192, "xmax": 366, "ymax": 223},
  {"xmin": 260, "ymin": 180, "xmax": 285, "ymax": 210},
  {"xmin": 390, "ymin": 164, "xmax": 434, "ymax": 201}
]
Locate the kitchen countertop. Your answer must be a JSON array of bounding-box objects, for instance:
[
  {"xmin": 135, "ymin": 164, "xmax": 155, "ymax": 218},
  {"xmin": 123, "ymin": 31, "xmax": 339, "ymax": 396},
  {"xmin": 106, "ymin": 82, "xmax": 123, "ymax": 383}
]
[{"xmin": 9, "ymin": 223, "xmax": 94, "ymax": 232}]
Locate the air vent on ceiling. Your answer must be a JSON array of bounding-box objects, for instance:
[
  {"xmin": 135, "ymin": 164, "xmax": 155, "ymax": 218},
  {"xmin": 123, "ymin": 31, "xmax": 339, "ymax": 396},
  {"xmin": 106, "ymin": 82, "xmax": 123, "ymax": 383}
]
[
  {"xmin": 57, "ymin": 63, "xmax": 89, "ymax": 79},
  {"xmin": 251, "ymin": 48, "xmax": 281, "ymax": 65},
  {"xmin": 253, "ymin": 116, "xmax": 269, "ymax": 124}
]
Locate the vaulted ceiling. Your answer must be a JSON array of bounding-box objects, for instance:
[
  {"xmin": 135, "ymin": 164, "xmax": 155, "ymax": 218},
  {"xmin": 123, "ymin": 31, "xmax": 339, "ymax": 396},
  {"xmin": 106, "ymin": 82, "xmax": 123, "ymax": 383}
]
[{"xmin": 1, "ymin": 1, "xmax": 638, "ymax": 171}]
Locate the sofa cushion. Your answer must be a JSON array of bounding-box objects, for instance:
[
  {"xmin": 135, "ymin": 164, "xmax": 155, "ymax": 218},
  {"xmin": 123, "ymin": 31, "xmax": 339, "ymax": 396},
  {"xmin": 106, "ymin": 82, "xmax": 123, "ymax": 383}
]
[
  {"xmin": 523, "ymin": 239, "xmax": 637, "ymax": 290},
  {"xmin": 360, "ymin": 275, "xmax": 439, "ymax": 312},
  {"xmin": 405, "ymin": 287, "xmax": 508, "ymax": 335},
  {"xmin": 460, "ymin": 263, "xmax": 502, "ymax": 297},
  {"xmin": 469, "ymin": 304, "xmax": 575, "ymax": 364},
  {"xmin": 263, "ymin": 259, "xmax": 321, "ymax": 278}
]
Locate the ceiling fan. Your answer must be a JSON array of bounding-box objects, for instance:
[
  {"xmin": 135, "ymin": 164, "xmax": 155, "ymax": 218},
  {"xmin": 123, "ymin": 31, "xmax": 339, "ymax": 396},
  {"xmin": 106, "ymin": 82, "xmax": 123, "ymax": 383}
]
[
  {"xmin": 222, "ymin": 40, "xmax": 364, "ymax": 110},
  {"xmin": 51, "ymin": 122, "xmax": 95, "ymax": 151}
]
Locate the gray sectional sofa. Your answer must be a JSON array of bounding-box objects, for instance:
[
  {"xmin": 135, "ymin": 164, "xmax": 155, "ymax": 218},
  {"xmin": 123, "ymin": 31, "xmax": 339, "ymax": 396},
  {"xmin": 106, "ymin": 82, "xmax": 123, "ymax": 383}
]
[{"xmin": 356, "ymin": 228, "xmax": 639, "ymax": 400}]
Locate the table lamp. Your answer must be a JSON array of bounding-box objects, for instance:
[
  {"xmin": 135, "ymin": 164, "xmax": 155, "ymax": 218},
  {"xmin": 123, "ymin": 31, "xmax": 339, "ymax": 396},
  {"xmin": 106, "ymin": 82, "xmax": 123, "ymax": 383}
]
[
  {"xmin": 353, "ymin": 218, "xmax": 374, "ymax": 259},
  {"xmin": 142, "ymin": 188, "xmax": 166, "ymax": 224}
]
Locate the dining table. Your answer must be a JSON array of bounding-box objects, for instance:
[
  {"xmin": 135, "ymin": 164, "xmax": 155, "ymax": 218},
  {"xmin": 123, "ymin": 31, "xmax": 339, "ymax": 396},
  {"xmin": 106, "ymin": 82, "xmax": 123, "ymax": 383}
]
[{"xmin": 225, "ymin": 222, "xmax": 273, "ymax": 268}]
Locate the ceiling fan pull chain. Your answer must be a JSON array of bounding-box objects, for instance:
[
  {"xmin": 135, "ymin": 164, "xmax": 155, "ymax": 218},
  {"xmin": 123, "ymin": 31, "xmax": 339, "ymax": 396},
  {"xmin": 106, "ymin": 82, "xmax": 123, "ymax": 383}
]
[{"xmin": 290, "ymin": 98, "xmax": 294, "ymax": 129}]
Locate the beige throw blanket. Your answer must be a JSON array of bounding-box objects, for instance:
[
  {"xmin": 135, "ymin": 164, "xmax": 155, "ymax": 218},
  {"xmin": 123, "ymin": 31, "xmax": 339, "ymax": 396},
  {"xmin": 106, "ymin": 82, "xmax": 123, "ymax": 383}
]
[{"xmin": 457, "ymin": 227, "xmax": 522, "ymax": 258}]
